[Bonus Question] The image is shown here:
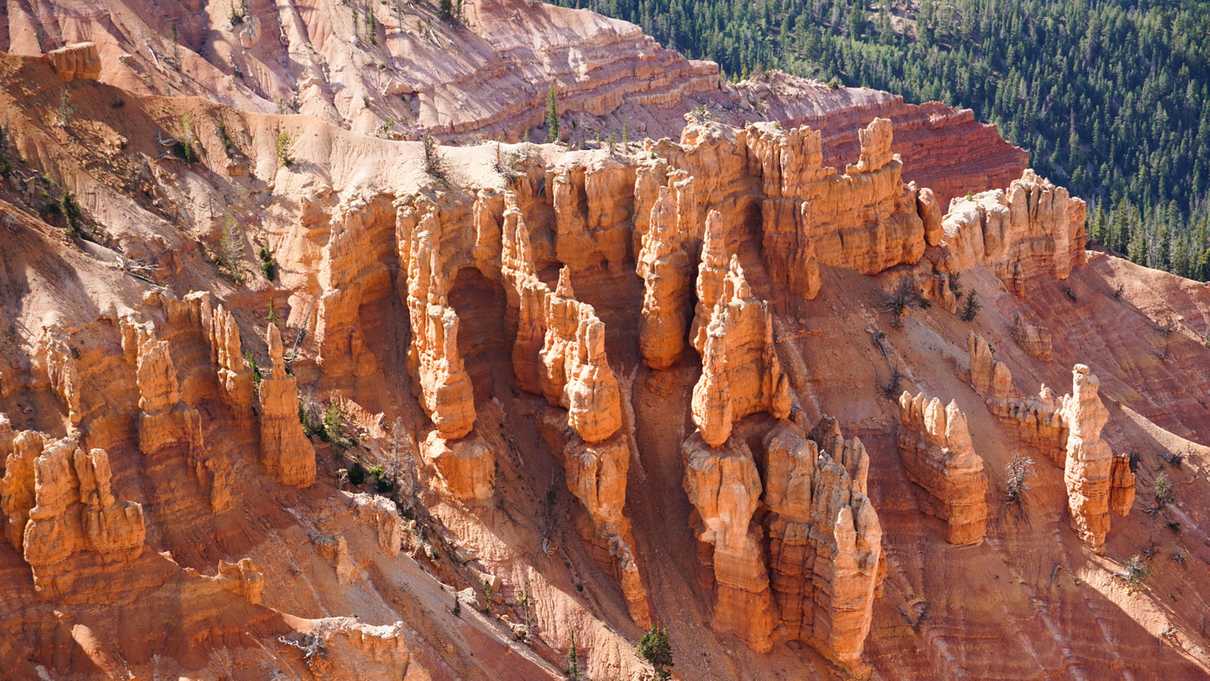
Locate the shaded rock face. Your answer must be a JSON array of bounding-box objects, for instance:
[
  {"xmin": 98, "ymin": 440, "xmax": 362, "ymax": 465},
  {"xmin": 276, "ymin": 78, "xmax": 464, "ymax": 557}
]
[
  {"xmin": 940, "ymin": 170, "xmax": 1087, "ymax": 296},
  {"xmin": 967, "ymin": 337, "xmax": 1133, "ymax": 551},
  {"xmin": 897, "ymin": 392, "xmax": 989, "ymax": 545}
]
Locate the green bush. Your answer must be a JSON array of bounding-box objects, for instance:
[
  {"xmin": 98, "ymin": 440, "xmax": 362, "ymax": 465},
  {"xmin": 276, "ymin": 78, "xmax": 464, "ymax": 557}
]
[
  {"xmin": 348, "ymin": 461, "xmax": 367, "ymax": 486},
  {"xmin": 636, "ymin": 625, "xmax": 673, "ymax": 681},
  {"xmin": 258, "ymin": 245, "xmax": 278, "ymax": 281},
  {"xmin": 959, "ymin": 291, "xmax": 981, "ymax": 322}
]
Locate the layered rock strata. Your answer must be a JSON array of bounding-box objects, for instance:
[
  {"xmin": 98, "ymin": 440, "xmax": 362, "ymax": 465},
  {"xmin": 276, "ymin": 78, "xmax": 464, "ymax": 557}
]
[
  {"xmin": 1, "ymin": 432, "xmax": 145, "ymax": 596},
  {"xmin": 967, "ymin": 335, "xmax": 1133, "ymax": 550},
  {"xmin": 939, "ymin": 170, "xmax": 1087, "ymax": 296},
  {"xmin": 690, "ymin": 250, "xmax": 791, "ymax": 446},
  {"xmin": 397, "ymin": 200, "xmax": 495, "ymax": 502},
  {"xmin": 897, "ymin": 392, "xmax": 989, "ymax": 544}
]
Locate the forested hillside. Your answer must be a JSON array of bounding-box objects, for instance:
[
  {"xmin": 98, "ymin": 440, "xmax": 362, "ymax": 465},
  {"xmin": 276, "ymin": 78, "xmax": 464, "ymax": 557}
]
[{"xmin": 555, "ymin": 0, "xmax": 1210, "ymax": 280}]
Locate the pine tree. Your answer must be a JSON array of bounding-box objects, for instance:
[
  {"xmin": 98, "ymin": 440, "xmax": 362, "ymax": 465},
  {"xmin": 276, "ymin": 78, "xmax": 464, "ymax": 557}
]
[
  {"xmin": 636, "ymin": 625, "xmax": 673, "ymax": 681},
  {"xmin": 546, "ymin": 84, "xmax": 561, "ymax": 143},
  {"xmin": 566, "ymin": 632, "xmax": 581, "ymax": 680}
]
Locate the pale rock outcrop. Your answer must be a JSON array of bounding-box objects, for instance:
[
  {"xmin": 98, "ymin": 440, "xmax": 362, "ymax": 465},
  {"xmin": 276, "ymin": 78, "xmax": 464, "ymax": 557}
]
[
  {"xmin": 213, "ymin": 558, "xmax": 266, "ymax": 605},
  {"xmin": 196, "ymin": 294, "xmax": 255, "ymax": 413},
  {"xmin": 967, "ymin": 332, "xmax": 1016, "ymax": 410},
  {"xmin": 1059, "ymin": 365, "xmax": 1114, "ymax": 551},
  {"xmin": 897, "ymin": 392, "xmax": 989, "ymax": 544},
  {"xmin": 940, "ymin": 170, "xmax": 1087, "ymax": 296},
  {"xmin": 762, "ymin": 421, "xmax": 882, "ymax": 666},
  {"xmin": 1010, "ymin": 313, "xmax": 1054, "ymax": 360},
  {"xmin": 45, "ymin": 42, "xmax": 101, "ymax": 81},
  {"xmin": 682, "ymin": 433, "xmax": 776, "ymax": 652},
  {"xmin": 258, "ymin": 325, "xmax": 317, "ymax": 487},
  {"xmin": 636, "ymin": 186, "xmax": 692, "ymax": 369},
  {"xmin": 18, "ymin": 438, "xmax": 145, "ymax": 595},
  {"xmin": 32, "ymin": 330, "xmax": 83, "ymax": 427},
  {"xmin": 968, "ymin": 333, "xmax": 1062, "ymax": 458},
  {"xmin": 315, "ymin": 195, "xmax": 399, "ymax": 383},
  {"xmin": 966, "ymin": 338, "xmax": 1131, "ymax": 549},
  {"xmin": 550, "ymin": 158, "xmax": 634, "ymax": 273},
  {"xmin": 131, "ymin": 330, "xmax": 206, "ymax": 464},
  {"xmin": 421, "ymin": 431, "xmax": 495, "ymax": 502},
  {"xmin": 916, "ymin": 186, "xmax": 944, "ymax": 246},
  {"xmin": 1, "ymin": 430, "xmax": 42, "ymax": 552},
  {"xmin": 690, "ymin": 210, "xmax": 731, "ymax": 352},
  {"xmin": 407, "ymin": 286, "xmax": 476, "ymax": 440},
  {"xmin": 348, "ymin": 492, "xmax": 405, "ymax": 556}
]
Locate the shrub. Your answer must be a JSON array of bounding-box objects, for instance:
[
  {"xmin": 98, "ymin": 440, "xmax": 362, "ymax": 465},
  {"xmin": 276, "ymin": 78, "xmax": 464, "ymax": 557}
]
[
  {"xmin": 885, "ymin": 278, "xmax": 926, "ymax": 326},
  {"xmin": 298, "ymin": 398, "xmax": 327, "ymax": 440},
  {"xmin": 0, "ymin": 126, "xmax": 11, "ymax": 178},
  {"xmin": 258, "ymin": 245, "xmax": 278, "ymax": 281},
  {"xmin": 1005, "ymin": 457, "xmax": 1034, "ymax": 506},
  {"xmin": 880, "ymin": 367, "xmax": 902, "ymax": 400},
  {"xmin": 1119, "ymin": 554, "xmax": 1149, "ymax": 592},
  {"xmin": 275, "ymin": 129, "xmax": 295, "ymax": 168},
  {"xmin": 545, "ymin": 84, "xmax": 560, "ymax": 142},
  {"xmin": 636, "ymin": 625, "xmax": 673, "ymax": 681},
  {"xmin": 322, "ymin": 401, "xmax": 357, "ymax": 449},
  {"xmin": 423, "ymin": 134, "xmax": 446, "ymax": 181},
  {"xmin": 57, "ymin": 91, "xmax": 74, "ymax": 128},
  {"xmin": 1159, "ymin": 450, "xmax": 1183, "ymax": 468},
  {"xmin": 1061, "ymin": 285, "xmax": 1078, "ymax": 302},
  {"xmin": 217, "ymin": 218, "xmax": 246, "ymax": 282},
  {"xmin": 243, "ymin": 351, "xmax": 263, "ymax": 386},
  {"xmin": 1154, "ymin": 471, "xmax": 1175, "ymax": 507},
  {"xmin": 229, "ymin": 0, "xmax": 248, "ymax": 27},
  {"xmin": 947, "ymin": 272, "xmax": 963, "ymax": 298},
  {"xmin": 347, "ymin": 461, "xmax": 367, "ymax": 486},
  {"xmin": 175, "ymin": 114, "xmax": 198, "ymax": 163},
  {"xmin": 60, "ymin": 192, "xmax": 84, "ymax": 239},
  {"xmin": 366, "ymin": 464, "xmax": 394, "ymax": 493},
  {"xmin": 566, "ymin": 632, "xmax": 581, "ymax": 680},
  {"xmin": 959, "ymin": 290, "xmax": 981, "ymax": 322}
]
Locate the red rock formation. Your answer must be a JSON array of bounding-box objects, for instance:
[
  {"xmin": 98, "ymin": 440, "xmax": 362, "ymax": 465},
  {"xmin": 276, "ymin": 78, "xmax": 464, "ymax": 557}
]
[
  {"xmin": 750, "ymin": 118, "xmax": 927, "ymax": 302},
  {"xmin": 897, "ymin": 392, "xmax": 990, "ymax": 545},
  {"xmin": 690, "ymin": 255, "xmax": 791, "ymax": 446},
  {"xmin": 967, "ymin": 337, "xmax": 1132, "ymax": 551},
  {"xmin": 1109, "ymin": 453, "xmax": 1137, "ymax": 517},
  {"xmin": 637, "ymin": 186, "xmax": 692, "ymax": 369},
  {"xmin": 763, "ymin": 420, "xmax": 882, "ymax": 666},
  {"xmin": 6, "ymin": 435, "xmax": 145, "ymax": 596},
  {"xmin": 258, "ymin": 325, "xmax": 317, "ymax": 487},
  {"xmin": 1059, "ymin": 365, "xmax": 1114, "ymax": 551},
  {"xmin": 682, "ymin": 432, "xmax": 776, "ymax": 652},
  {"xmin": 44, "ymin": 42, "xmax": 100, "ymax": 81},
  {"xmin": 940, "ymin": 170, "xmax": 1087, "ymax": 296}
]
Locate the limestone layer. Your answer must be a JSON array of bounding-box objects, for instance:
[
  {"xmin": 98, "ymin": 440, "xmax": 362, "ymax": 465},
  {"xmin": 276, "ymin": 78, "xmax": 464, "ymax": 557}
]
[{"xmin": 897, "ymin": 392, "xmax": 989, "ymax": 545}]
